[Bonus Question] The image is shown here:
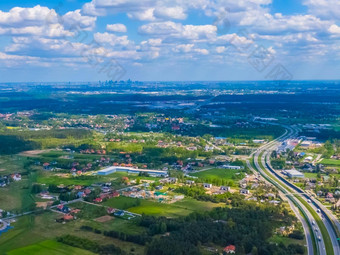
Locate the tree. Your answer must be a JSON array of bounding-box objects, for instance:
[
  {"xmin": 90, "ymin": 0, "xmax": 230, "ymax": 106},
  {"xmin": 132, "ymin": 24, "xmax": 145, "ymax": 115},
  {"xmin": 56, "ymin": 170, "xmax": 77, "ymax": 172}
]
[
  {"xmin": 31, "ymin": 184, "xmax": 42, "ymax": 194},
  {"xmin": 251, "ymin": 246, "xmax": 258, "ymax": 255}
]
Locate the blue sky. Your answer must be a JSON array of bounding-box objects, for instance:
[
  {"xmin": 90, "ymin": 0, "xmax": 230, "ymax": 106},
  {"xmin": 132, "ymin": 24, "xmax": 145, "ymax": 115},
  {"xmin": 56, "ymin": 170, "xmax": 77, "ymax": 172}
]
[{"xmin": 0, "ymin": 0, "xmax": 340, "ymax": 82}]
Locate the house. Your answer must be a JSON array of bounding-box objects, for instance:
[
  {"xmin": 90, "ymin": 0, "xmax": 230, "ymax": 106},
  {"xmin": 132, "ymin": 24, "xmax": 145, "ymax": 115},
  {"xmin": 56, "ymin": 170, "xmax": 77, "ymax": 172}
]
[
  {"xmin": 223, "ymin": 245, "xmax": 236, "ymax": 254},
  {"xmin": 63, "ymin": 214, "xmax": 74, "ymax": 221},
  {"xmin": 326, "ymin": 193, "xmax": 335, "ymax": 203},
  {"xmin": 107, "ymin": 207, "xmax": 116, "ymax": 214},
  {"xmin": 220, "ymin": 186, "xmax": 230, "ymax": 191},
  {"xmin": 114, "ymin": 210, "xmax": 125, "ymax": 217},
  {"xmin": 93, "ymin": 198, "xmax": 103, "ymax": 203},
  {"xmin": 112, "ymin": 191, "xmax": 120, "ymax": 197},
  {"xmin": 11, "ymin": 174, "xmax": 21, "ymax": 181},
  {"xmin": 57, "ymin": 204, "xmax": 64, "ymax": 211},
  {"xmin": 240, "ymin": 189, "xmax": 250, "ymax": 195},
  {"xmin": 71, "ymin": 209, "xmax": 81, "ymax": 214},
  {"xmin": 203, "ymin": 183, "xmax": 212, "ymax": 189},
  {"xmin": 317, "ymin": 190, "xmax": 323, "ymax": 197},
  {"xmin": 77, "ymin": 191, "xmax": 85, "ymax": 198},
  {"xmin": 186, "ymin": 180, "xmax": 195, "ymax": 185},
  {"xmin": 169, "ymin": 177, "xmax": 178, "ymax": 183},
  {"xmin": 61, "ymin": 206, "xmax": 70, "ymax": 213},
  {"xmin": 43, "ymin": 163, "xmax": 51, "ymax": 170}
]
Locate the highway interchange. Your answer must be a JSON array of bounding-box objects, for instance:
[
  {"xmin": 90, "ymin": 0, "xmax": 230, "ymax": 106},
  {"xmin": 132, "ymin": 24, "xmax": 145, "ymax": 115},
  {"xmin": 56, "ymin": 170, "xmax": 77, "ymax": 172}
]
[{"xmin": 249, "ymin": 123, "xmax": 340, "ymax": 255}]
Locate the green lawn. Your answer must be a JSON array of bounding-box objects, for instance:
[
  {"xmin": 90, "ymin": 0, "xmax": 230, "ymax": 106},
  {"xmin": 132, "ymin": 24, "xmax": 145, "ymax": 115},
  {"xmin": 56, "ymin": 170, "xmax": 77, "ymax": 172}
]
[
  {"xmin": 103, "ymin": 196, "xmax": 225, "ymax": 217},
  {"xmin": 7, "ymin": 240, "xmax": 95, "ymax": 255},
  {"xmin": 190, "ymin": 168, "xmax": 244, "ymax": 181},
  {"xmin": 321, "ymin": 159, "xmax": 340, "ymax": 166}
]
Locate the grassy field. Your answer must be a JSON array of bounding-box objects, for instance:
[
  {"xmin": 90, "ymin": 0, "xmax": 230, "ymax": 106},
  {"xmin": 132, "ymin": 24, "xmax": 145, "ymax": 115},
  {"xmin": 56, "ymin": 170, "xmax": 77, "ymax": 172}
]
[
  {"xmin": 0, "ymin": 155, "xmax": 30, "ymax": 175},
  {"xmin": 321, "ymin": 159, "xmax": 340, "ymax": 166},
  {"xmin": 190, "ymin": 168, "xmax": 244, "ymax": 181},
  {"xmin": 269, "ymin": 236, "xmax": 307, "ymax": 254},
  {"xmin": 0, "ymin": 212, "xmax": 145, "ymax": 255},
  {"xmin": 103, "ymin": 196, "xmax": 225, "ymax": 217},
  {"xmin": 7, "ymin": 240, "xmax": 95, "ymax": 255}
]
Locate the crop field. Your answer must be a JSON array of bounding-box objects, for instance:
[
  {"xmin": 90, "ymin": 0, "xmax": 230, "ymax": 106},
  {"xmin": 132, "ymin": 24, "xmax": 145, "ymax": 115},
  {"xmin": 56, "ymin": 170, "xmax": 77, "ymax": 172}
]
[{"xmin": 7, "ymin": 240, "xmax": 95, "ymax": 255}]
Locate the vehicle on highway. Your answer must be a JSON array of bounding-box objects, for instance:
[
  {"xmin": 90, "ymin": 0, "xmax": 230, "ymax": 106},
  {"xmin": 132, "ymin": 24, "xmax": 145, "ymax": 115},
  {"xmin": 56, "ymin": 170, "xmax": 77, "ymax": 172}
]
[
  {"xmin": 312, "ymin": 220, "xmax": 316, "ymax": 225},
  {"xmin": 307, "ymin": 199, "xmax": 311, "ymax": 203},
  {"xmin": 317, "ymin": 209, "xmax": 321, "ymax": 213}
]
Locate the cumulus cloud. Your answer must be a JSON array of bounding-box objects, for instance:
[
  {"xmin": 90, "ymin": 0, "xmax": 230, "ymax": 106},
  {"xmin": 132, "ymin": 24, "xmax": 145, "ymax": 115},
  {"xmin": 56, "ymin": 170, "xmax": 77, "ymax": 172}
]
[
  {"xmin": 139, "ymin": 21, "xmax": 217, "ymax": 41},
  {"xmin": 1, "ymin": 0, "xmax": 340, "ymax": 76},
  {"xmin": 62, "ymin": 10, "xmax": 97, "ymax": 31},
  {"xmin": 304, "ymin": 0, "xmax": 340, "ymax": 20},
  {"xmin": 106, "ymin": 23, "xmax": 127, "ymax": 33},
  {"xmin": 94, "ymin": 32, "xmax": 132, "ymax": 47},
  {"xmin": 154, "ymin": 6, "xmax": 187, "ymax": 20}
]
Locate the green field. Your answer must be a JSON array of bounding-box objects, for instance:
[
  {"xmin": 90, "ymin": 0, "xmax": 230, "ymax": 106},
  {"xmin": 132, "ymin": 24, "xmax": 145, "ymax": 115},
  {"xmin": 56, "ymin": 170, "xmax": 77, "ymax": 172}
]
[
  {"xmin": 321, "ymin": 159, "xmax": 340, "ymax": 166},
  {"xmin": 0, "ymin": 212, "xmax": 145, "ymax": 255},
  {"xmin": 103, "ymin": 196, "xmax": 225, "ymax": 217},
  {"xmin": 7, "ymin": 240, "xmax": 95, "ymax": 255},
  {"xmin": 190, "ymin": 168, "xmax": 244, "ymax": 181}
]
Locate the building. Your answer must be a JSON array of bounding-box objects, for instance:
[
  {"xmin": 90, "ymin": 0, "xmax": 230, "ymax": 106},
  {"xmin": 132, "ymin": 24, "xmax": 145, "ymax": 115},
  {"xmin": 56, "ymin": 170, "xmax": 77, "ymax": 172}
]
[
  {"xmin": 220, "ymin": 186, "xmax": 230, "ymax": 191},
  {"xmin": 97, "ymin": 167, "xmax": 116, "ymax": 175},
  {"xmin": 240, "ymin": 189, "xmax": 250, "ymax": 195},
  {"xmin": 203, "ymin": 183, "xmax": 212, "ymax": 189},
  {"xmin": 223, "ymin": 245, "xmax": 236, "ymax": 254},
  {"xmin": 221, "ymin": 165, "xmax": 243, "ymax": 170},
  {"xmin": 284, "ymin": 170, "xmax": 304, "ymax": 178},
  {"xmin": 97, "ymin": 166, "xmax": 168, "ymax": 177}
]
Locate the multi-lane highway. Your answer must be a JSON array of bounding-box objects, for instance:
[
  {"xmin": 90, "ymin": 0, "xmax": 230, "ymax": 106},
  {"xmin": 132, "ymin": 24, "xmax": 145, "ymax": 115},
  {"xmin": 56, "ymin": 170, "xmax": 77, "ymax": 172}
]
[{"xmin": 251, "ymin": 123, "xmax": 340, "ymax": 255}]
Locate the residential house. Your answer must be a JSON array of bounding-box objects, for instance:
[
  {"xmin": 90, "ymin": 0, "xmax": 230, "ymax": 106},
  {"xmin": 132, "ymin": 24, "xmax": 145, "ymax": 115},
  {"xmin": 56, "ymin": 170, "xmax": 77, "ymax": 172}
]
[
  {"xmin": 240, "ymin": 189, "xmax": 250, "ymax": 195},
  {"xmin": 63, "ymin": 214, "xmax": 74, "ymax": 221},
  {"xmin": 220, "ymin": 186, "xmax": 230, "ymax": 192},
  {"xmin": 326, "ymin": 193, "xmax": 335, "ymax": 203},
  {"xmin": 223, "ymin": 245, "xmax": 236, "ymax": 254},
  {"xmin": 203, "ymin": 183, "xmax": 212, "ymax": 189},
  {"xmin": 186, "ymin": 180, "xmax": 195, "ymax": 185},
  {"xmin": 93, "ymin": 198, "xmax": 103, "ymax": 203}
]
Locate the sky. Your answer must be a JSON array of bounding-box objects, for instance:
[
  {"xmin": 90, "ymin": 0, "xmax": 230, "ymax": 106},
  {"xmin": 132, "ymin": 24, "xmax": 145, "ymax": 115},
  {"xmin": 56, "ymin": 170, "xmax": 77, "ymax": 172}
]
[{"xmin": 0, "ymin": 0, "xmax": 340, "ymax": 82}]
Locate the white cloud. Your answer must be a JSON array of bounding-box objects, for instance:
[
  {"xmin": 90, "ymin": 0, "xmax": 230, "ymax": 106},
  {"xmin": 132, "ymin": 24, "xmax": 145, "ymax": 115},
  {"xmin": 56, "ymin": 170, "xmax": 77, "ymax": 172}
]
[
  {"xmin": 216, "ymin": 46, "xmax": 226, "ymax": 53},
  {"xmin": 0, "ymin": 5, "xmax": 58, "ymax": 26},
  {"xmin": 62, "ymin": 10, "xmax": 97, "ymax": 31},
  {"xmin": 139, "ymin": 21, "xmax": 217, "ymax": 40},
  {"xmin": 328, "ymin": 24, "xmax": 340, "ymax": 35},
  {"xmin": 304, "ymin": 0, "xmax": 340, "ymax": 20},
  {"xmin": 106, "ymin": 23, "xmax": 127, "ymax": 33},
  {"xmin": 94, "ymin": 32, "xmax": 132, "ymax": 47},
  {"xmin": 127, "ymin": 8, "xmax": 155, "ymax": 21},
  {"xmin": 154, "ymin": 6, "xmax": 187, "ymax": 20},
  {"xmin": 174, "ymin": 44, "xmax": 209, "ymax": 55}
]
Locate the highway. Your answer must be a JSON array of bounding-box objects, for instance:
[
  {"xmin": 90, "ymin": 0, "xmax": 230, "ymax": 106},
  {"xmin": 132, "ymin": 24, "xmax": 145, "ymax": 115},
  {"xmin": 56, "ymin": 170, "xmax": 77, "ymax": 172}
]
[{"xmin": 251, "ymin": 123, "xmax": 340, "ymax": 255}]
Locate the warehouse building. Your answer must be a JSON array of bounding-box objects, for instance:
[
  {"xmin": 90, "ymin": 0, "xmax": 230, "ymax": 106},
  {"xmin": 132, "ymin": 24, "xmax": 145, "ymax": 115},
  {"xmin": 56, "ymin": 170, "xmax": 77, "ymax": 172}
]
[
  {"xmin": 97, "ymin": 166, "xmax": 168, "ymax": 177},
  {"xmin": 284, "ymin": 170, "xmax": 304, "ymax": 178}
]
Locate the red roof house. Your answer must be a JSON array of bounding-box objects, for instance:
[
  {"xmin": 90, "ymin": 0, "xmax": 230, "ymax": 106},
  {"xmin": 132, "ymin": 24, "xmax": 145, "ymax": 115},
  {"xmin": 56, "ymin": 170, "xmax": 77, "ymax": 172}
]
[{"xmin": 223, "ymin": 245, "xmax": 236, "ymax": 254}]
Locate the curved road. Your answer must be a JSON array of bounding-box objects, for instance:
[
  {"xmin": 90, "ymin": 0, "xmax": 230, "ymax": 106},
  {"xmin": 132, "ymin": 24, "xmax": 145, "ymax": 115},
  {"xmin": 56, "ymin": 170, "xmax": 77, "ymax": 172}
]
[{"xmin": 251, "ymin": 123, "xmax": 340, "ymax": 254}]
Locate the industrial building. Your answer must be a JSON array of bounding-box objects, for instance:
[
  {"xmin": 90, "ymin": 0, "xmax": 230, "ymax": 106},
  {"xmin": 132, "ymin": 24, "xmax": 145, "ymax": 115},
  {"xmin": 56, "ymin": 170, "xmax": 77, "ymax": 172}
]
[
  {"xmin": 284, "ymin": 170, "xmax": 304, "ymax": 178},
  {"xmin": 97, "ymin": 166, "xmax": 168, "ymax": 177}
]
